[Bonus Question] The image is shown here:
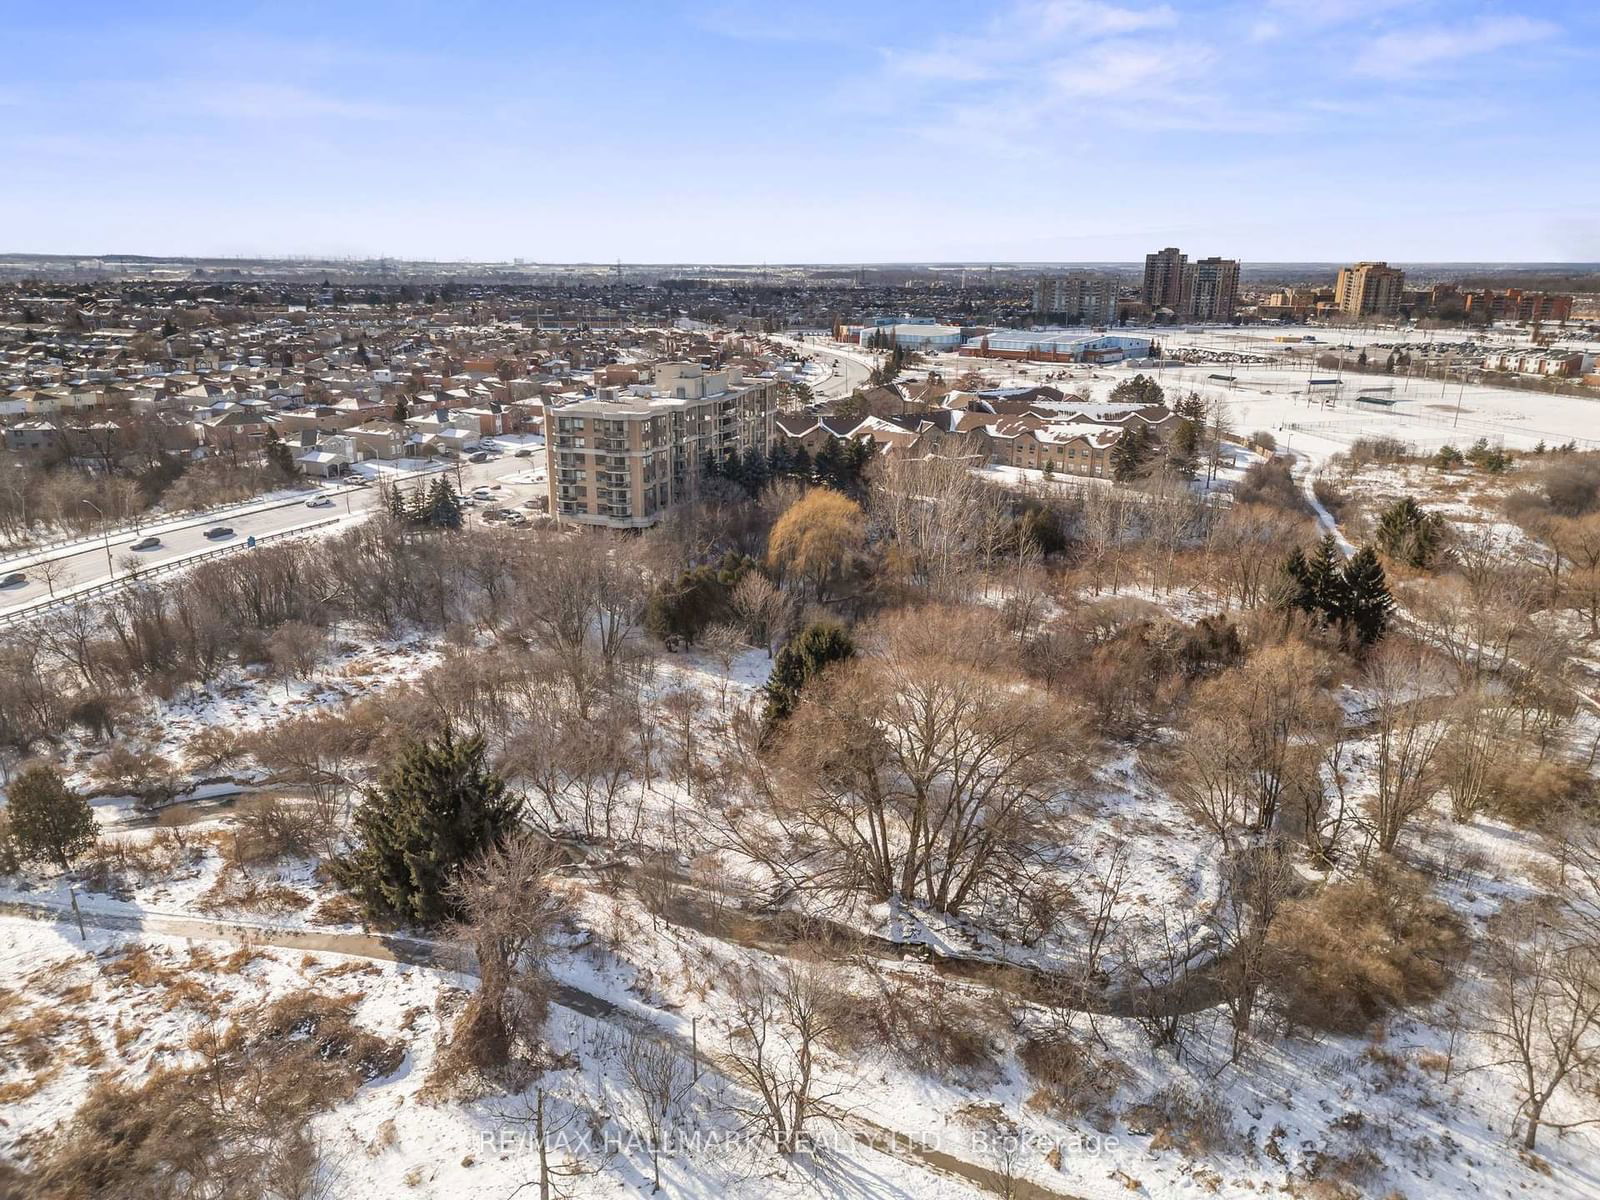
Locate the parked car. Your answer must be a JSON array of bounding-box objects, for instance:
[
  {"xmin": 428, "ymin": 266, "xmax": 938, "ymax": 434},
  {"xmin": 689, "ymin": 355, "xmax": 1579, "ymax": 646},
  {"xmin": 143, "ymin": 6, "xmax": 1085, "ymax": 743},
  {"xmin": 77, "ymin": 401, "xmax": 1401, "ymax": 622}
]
[
  {"xmin": 129, "ymin": 536, "xmax": 161, "ymax": 551},
  {"xmin": 481, "ymin": 509, "xmax": 504, "ymax": 522},
  {"xmin": 204, "ymin": 526, "xmax": 234, "ymax": 539},
  {"xmin": 0, "ymin": 571, "xmax": 26, "ymax": 587},
  {"xmin": 305, "ymin": 496, "xmax": 334, "ymax": 508}
]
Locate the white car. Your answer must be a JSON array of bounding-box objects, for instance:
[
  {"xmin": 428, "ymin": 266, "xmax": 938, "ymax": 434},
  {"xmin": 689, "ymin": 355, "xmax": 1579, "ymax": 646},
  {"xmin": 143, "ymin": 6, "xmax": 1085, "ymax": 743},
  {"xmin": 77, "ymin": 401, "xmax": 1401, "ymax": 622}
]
[
  {"xmin": 472, "ymin": 487, "xmax": 495, "ymax": 500},
  {"xmin": 305, "ymin": 496, "xmax": 334, "ymax": 508}
]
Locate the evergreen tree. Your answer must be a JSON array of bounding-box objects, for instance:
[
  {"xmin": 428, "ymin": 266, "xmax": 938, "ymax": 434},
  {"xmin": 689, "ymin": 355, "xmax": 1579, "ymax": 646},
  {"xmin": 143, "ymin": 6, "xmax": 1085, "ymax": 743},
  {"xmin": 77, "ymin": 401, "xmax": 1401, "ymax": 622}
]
[
  {"xmin": 406, "ymin": 484, "xmax": 431, "ymax": 526},
  {"xmin": 1173, "ymin": 391, "xmax": 1207, "ymax": 422},
  {"xmin": 426, "ymin": 478, "xmax": 463, "ymax": 530},
  {"xmin": 1166, "ymin": 418, "xmax": 1200, "ymax": 479},
  {"xmin": 334, "ymin": 728, "xmax": 520, "ymax": 926},
  {"xmin": 1340, "ymin": 545, "xmax": 1393, "ymax": 649},
  {"xmin": 1109, "ymin": 374, "xmax": 1164, "ymax": 407},
  {"xmin": 264, "ymin": 432, "xmax": 297, "ymax": 480},
  {"xmin": 789, "ymin": 444, "xmax": 813, "ymax": 482},
  {"xmin": 813, "ymin": 434, "xmax": 843, "ymax": 487},
  {"xmin": 1375, "ymin": 496, "xmax": 1447, "ymax": 569},
  {"xmin": 5, "ymin": 765, "xmax": 96, "ymax": 870},
  {"xmin": 739, "ymin": 446, "xmax": 771, "ymax": 495},
  {"xmin": 763, "ymin": 621, "xmax": 856, "ymax": 727},
  {"xmin": 384, "ymin": 479, "xmax": 408, "ymax": 520},
  {"xmin": 1110, "ymin": 424, "xmax": 1153, "ymax": 482},
  {"xmin": 768, "ymin": 439, "xmax": 795, "ymax": 479},
  {"xmin": 1302, "ymin": 534, "xmax": 1347, "ymax": 624},
  {"xmin": 393, "ymin": 394, "xmax": 410, "ymax": 425},
  {"xmin": 1279, "ymin": 544, "xmax": 1315, "ymax": 612}
]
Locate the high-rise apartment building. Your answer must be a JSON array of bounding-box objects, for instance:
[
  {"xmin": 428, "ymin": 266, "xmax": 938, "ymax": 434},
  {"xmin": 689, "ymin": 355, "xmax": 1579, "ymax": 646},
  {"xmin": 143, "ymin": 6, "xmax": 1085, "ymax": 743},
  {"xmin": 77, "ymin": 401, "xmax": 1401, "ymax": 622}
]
[
  {"xmin": 543, "ymin": 362, "xmax": 777, "ymax": 529},
  {"xmin": 1032, "ymin": 274, "xmax": 1119, "ymax": 324},
  {"xmin": 1142, "ymin": 247, "xmax": 1187, "ymax": 310},
  {"xmin": 1181, "ymin": 257, "xmax": 1240, "ymax": 322},
  {"xmin": 1334, "ymin": 262, "xmax": 1406, "ymax": 319}
]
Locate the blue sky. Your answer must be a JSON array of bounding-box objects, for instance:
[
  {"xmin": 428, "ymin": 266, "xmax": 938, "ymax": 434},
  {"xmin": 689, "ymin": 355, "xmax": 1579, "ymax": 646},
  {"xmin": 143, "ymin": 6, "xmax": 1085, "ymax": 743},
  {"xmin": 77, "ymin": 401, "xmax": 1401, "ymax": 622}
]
[{"xmin": 2, "ymin": 0, "xmax": 1596, "ymax": 262}]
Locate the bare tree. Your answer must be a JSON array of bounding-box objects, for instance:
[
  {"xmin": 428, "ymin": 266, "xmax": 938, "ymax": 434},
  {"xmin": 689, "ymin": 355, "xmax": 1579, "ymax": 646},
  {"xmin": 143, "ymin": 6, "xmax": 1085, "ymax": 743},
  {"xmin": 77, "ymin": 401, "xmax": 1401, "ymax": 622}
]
[
  {"xmin": 772, "ymin": 648, "xmax": 1072, "ymax": 915},
  {"xmin": 721, "ymin": 963, "xmax": 845, "ymax": 1155},
  {"xmin": 616, "ymin": 1033, "xmax": 694, "ymax": 1193},
  {"xmin": 1480, "ymin": 910, "xmax": 1600, "ymax": 1150},
  {"xmin": 442, "ymin": 834, "xmax": 567, "ymax": 1082},
  {"xmin": 729, "ymin": 571, "xmax": 792, "ymax": 659},
  {"xmin": 1363, "ymin": 644, "xmax": 1452, "ymax": 854}
]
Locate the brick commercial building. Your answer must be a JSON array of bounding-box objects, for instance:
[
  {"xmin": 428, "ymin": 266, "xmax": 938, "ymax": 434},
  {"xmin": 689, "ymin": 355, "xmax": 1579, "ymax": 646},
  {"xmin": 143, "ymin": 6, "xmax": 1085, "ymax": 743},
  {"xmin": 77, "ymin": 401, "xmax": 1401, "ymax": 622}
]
[{"xmin": 543, "ymin": 362, "xmax": 777, "ymax": 529}]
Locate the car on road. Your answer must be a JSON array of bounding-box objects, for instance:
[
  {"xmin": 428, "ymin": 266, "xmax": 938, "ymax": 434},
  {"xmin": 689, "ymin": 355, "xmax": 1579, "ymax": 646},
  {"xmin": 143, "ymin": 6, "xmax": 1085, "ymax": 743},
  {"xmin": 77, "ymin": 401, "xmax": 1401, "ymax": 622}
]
[
  {"xmin": 305, "ymin": 496, "xmax": 334, "ymax": 508},
  {"xmin": 468, "ymin": 451, "xmax": 491, "ymax": 463},
  {"xmin": 514, "ymin": 448, "xmax": 533, "ymax": 458},
  {"xmin": 471, "ymin": 487, "xmax": 495, "ymax": 500},
  {"xmin": 0, "ymin": 571, "xmax": 26, "ymax": 587},
  {"xmin": 203, "ymin": 526, "xmax": 235, "ymax": 540},
  {"xmin": 129, "ymin": 536, "xmax": 161, "ymax": 551}
]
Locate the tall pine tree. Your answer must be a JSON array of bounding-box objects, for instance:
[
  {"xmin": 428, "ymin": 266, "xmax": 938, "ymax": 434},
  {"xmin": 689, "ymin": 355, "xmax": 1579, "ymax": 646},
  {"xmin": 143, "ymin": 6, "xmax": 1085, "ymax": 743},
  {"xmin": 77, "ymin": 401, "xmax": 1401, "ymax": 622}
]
[
  {"xmin": 1301, "ymin": 534, "xmax": 1346, "ymax": 624},
  {"xmin": 335, "ymin": 728, "xmax": 520, "ymax": 926},
  {"xmin": 1340, "ymin": 545, "xmax": 1393, "ymax": 649},
  {"xmin": 1111, "ymin": 424, "xmax": 1153, "ymax": 482}
]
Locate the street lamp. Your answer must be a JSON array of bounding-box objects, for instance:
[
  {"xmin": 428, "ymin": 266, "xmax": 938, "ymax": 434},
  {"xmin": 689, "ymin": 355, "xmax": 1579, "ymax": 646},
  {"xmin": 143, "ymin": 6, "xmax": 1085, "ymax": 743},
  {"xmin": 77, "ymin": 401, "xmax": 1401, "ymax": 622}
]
[{"xmin": 79, "ymin": 499, "xmax": 114, "ymax": 579}]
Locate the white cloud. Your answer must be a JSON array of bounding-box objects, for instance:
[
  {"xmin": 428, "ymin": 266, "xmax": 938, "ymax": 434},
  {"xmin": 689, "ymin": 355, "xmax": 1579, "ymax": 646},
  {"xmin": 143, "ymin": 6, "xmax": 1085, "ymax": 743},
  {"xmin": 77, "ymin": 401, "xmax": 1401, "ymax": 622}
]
[
  {"xmin": 885, "ymin": 0, "xmax": 1177, "ymax": 81},
  {"xmin": 1355, "ymin": 14, "xmax": 1557, "ymax": 77}
]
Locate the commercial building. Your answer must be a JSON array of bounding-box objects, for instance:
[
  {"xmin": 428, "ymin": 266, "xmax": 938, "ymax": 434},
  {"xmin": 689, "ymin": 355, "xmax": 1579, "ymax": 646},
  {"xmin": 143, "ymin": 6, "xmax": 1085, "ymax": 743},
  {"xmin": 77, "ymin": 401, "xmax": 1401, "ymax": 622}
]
[
  {"xmin": 960, "ymin": 330, "xmax": 1153, "ymax": 362},
  {"xmin": 1182, "ymin": 257, "xmax": 1240, "ymax": 322},
  {"xmin": 858, "ymin": 322, "xmax": 965, "ymax": 351},
  {"xmin": 1142, "ymin": 247, "xmax": 1187, "ymax": 311},
  {"xmin": 543, "ymin": 362, "xmax": 777, "ymax": 529},
  {"xmin": 1334, "ymin": 262, "xmax": 1406, "ymax": 319},
  {"xmin": 1032, "ymin": 275, "xmax": 1120, "ymax": 324}
]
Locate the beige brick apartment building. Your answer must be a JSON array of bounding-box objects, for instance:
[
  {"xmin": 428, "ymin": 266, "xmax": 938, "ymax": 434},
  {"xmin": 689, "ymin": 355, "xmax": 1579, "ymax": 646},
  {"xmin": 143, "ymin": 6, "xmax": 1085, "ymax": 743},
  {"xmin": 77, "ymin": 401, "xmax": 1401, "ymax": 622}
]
[{"xmin": 543, "ymin": 362, "xmax": 777, "ymax": 528}]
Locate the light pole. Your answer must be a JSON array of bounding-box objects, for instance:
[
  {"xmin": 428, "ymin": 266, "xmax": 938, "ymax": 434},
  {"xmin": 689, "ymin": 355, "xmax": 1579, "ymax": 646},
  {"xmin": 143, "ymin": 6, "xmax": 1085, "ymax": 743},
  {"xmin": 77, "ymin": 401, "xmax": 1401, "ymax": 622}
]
[{"xmin": 80, "ymin": 499, "xmax": 113, "ymax": 579}]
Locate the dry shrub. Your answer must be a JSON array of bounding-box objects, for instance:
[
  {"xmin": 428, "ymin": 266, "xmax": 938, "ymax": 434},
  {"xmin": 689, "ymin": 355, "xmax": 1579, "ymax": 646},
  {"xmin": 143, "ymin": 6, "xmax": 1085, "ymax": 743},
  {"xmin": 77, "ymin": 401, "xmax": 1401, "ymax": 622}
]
[
  {"xmin": 228, "ymin": 795, "xmax": 325, "ymax": 865},
  {"xmin": 184, "ymin": 726, "xmax": 246, "ymax": 773},
  {"xmin": 1489, "ymin": 758, "xmax": 1592, "ymax": 827},
  {"xmin": 197, "ymin": 866, "xmax": 309, "ymax": 916},
  {"xmin": 1019, "ymin": 1035, "xmax": 1128, "ymax": 1122},
  {"xmin": 100, "ymin": 944, "xmax": 179, "ymax": 990},
  {"xmin": 309, "ymin": 891, "xmax": 364, "ymax": 927},
  {"xmin": 28, "ymin": 989, "xmax": 400, "ymax": 1199},
  {"xmin": 854, "ymin": 976, "xmax": 1003, "ymax": 1086},
  {"xmin": 79, "ymin": 829, "xmax": 201, "ymax": 894},
  {"xmin": 1123, "ymin": 1083, "xmax": 1239, "ymax": 1156},
  {"xmin": 1269, "ymin": 865, "xmax": 1462, "ymax": 1034}
]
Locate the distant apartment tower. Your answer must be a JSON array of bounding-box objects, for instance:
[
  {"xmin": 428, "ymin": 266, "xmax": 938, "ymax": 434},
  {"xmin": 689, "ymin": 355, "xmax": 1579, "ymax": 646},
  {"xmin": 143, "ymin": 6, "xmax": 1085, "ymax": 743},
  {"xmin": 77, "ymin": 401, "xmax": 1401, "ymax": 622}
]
[
  {"xmin": 1182, "ymin": 257, "xmax": 1240, "ymax": 322},
  {"xmin": 1334, "ymin": 262, "xmax": 1406, "ymax": 319},
  {"xmin": 1142, "ymin": 247, "xmax": 1187, "ymax": 311},
  {"xmin": 543, "ymin": 362, "xmax": 777, "ymax": 529},
  {"xmin": 1033, "ymin": 274, "xmax": 1119, "ymax": 324}
]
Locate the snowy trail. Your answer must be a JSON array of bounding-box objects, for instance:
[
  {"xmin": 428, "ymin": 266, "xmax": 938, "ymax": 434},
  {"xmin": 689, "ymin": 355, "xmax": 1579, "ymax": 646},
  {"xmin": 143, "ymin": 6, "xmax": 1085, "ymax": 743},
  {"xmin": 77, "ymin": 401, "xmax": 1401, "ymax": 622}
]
[{"xmin": 1, "ymin": 899, "xmax": 1108, "ymax": 1200}]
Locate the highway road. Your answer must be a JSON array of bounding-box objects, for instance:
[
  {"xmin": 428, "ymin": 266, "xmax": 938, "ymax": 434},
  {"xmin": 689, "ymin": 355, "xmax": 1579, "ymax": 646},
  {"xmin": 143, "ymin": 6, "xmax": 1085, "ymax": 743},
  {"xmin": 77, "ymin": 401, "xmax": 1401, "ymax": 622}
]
[{"xmin": 0, "ymin": 450, "xmax": 546, "ymax": 618}]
